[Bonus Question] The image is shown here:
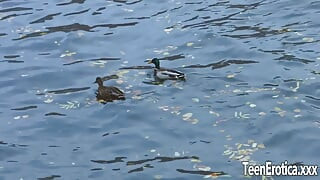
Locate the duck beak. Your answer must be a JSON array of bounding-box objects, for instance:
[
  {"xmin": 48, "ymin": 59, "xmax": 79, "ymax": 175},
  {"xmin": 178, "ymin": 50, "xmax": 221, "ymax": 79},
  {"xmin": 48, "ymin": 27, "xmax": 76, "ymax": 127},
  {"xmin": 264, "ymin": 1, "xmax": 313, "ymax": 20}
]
[
  {"xmin": 93, "ymin": 80, "xmax": 97, "ymax": 84},
  {"xmin": 147, "ymin": 60, "xmax": 152, "ymax": 64}
]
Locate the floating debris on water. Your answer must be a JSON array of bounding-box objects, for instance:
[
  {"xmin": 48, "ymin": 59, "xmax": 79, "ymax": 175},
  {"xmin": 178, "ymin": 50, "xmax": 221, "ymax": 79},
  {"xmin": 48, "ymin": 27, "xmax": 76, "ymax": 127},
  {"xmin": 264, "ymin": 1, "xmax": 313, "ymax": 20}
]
[
  {"xmin": 223, "ymin": 140, "xmax": 265, "ymax": 164},
  {"xmin": 182, "ymin": 113, "xmax": 193, "ymax": 120},
  {"xmin": 60, "ymin": 50, "xmax": 76, "ymax": 57},
  {"xmin": 59, "ymin": 101, "xmax": 80, "ymax": 110},
  {"xmin": 234, "ymin": 111, "xmax": 250, "ymax": 119},
  {"xmin": 186, "ymin": 42, "xmax": 193, "ymax": 46},
  {"xmin": 302, "ymin": 37, "xmax": 314, "ymax": 42}
]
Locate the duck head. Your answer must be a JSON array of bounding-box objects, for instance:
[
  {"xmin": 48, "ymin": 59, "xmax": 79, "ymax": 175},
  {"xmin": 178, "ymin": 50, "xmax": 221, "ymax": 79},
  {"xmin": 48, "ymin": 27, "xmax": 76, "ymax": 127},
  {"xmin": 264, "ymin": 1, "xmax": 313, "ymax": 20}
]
[
  {"xmin": 147, "ymin": 58, "xmax": 160, "ymax": 69},
  {"xmin": 94, "ymin": 77, "xmax": 104, "ymax": 86}
]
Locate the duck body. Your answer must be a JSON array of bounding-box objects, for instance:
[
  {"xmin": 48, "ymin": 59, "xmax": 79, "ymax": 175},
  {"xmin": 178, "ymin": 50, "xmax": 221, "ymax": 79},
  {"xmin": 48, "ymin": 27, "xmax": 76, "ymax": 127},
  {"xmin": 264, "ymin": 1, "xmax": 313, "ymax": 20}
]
[
  {"xmin": 94, "ymin": 77, "xmax": 125, "ymax": 103},
  {"xmin": 148, "ymin": 58, "xmax": 185, "ymax": 80},
  {"xmin": 153, "ymin": 67, "xmax": 185, "ymax": 80}
]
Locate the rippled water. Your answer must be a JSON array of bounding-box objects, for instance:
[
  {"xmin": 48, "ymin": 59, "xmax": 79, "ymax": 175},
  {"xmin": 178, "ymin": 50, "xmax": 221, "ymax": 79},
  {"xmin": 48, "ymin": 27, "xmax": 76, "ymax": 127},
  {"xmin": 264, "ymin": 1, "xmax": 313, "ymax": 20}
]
[{"xmin": 0, "ymin": 0, "xmax": 320, "ymax": 179}]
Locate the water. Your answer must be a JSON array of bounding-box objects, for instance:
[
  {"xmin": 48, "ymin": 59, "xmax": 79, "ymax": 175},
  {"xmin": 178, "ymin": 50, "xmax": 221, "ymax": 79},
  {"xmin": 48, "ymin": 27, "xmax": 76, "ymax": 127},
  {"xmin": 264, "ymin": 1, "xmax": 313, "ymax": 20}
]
[{"xmin": 0, "ymin": 0, "xmax": 319, "ymax": 179}]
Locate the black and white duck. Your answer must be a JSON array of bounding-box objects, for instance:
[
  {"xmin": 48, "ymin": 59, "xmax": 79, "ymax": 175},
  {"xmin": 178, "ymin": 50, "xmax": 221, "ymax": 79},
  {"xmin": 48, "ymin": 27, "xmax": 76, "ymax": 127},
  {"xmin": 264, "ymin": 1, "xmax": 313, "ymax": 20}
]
[{"xmin": 147, "ymin": 58, "xmax": 185, "ymax": 80}]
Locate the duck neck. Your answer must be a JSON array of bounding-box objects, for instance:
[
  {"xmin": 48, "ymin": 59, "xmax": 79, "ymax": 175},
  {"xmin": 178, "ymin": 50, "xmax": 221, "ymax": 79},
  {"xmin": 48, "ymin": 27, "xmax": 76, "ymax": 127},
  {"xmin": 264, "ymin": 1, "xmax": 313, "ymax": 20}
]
[
  {"xmin": 97, "ymin": 80, "xmax": 104, "ymax": 87},
  {"xmin": 154, "ymin": 61, "xmax": 160, "ymax": 69}
]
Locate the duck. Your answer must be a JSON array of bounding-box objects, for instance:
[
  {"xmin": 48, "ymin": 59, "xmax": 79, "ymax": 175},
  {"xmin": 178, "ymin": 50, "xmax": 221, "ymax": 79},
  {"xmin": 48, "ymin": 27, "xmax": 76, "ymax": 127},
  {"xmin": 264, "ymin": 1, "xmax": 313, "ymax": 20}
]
[
  {"xmin": 94, "ymin": 77, "xmax": 125, "ymax": 103},
  {"xmin": 147, "ymin": 58, "xmax": 185, "ymax": 80}
]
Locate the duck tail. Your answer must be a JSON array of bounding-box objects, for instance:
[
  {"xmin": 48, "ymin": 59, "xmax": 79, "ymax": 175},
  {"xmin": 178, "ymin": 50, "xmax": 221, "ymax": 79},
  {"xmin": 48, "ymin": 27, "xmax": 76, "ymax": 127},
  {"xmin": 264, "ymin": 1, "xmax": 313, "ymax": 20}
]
[
  {"xmin": 118, "ymin": 95, "xmax": 125, "ymax": 100},
  {"xmin": 178, "ymin": 74, "xmax": 186, "ymax": 80}
]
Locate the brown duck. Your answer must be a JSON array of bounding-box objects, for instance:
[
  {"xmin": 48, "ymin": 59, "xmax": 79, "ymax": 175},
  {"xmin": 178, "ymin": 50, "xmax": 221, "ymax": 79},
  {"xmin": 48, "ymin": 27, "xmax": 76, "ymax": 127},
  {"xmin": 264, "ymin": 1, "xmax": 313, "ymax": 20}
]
[{"xmin": 94, "ymin": 77, "xmax": 125, "ymax": 103}]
